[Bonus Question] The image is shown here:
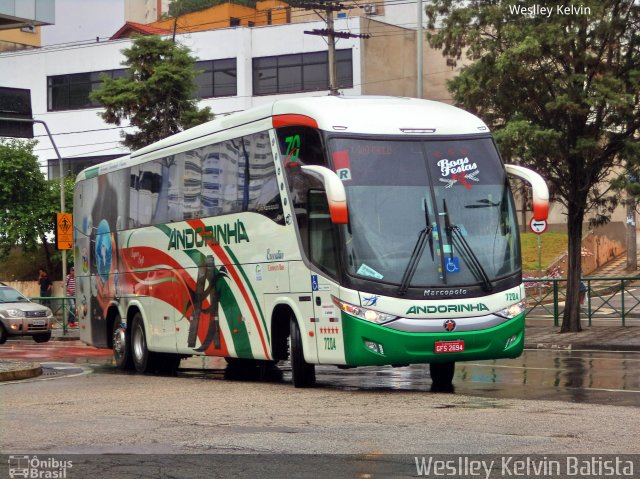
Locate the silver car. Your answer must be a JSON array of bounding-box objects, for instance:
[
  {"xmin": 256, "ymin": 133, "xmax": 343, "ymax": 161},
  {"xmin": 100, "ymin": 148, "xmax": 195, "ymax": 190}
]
[{"xmin": 0, "ymin": 283, "xmax": 53, "ymax": 344}]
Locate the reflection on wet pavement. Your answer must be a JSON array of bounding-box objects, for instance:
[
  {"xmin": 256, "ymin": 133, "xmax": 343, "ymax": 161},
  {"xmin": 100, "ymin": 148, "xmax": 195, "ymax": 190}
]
[
  {"xmin": 3, "ymin": 341, "xmax": 639, "ymax": 407},
  {"xmin": 174, "ymin": 350, "xmax": 640, "ymax": 407}
]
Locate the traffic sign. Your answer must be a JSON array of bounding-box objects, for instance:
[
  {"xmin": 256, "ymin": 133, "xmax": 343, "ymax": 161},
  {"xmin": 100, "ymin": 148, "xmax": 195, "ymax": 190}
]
[
  {"xmin": 529, "ymin": 217, "xmax": 547, "ymax": 235},
  {"xmin": 56, "ymin": 213, "xmax": 73, "ymax": 250}
]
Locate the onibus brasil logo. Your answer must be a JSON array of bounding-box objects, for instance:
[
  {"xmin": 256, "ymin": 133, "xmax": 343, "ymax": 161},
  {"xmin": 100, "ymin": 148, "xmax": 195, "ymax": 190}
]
[{"xmin": 8, "ymin": 455, "xmax": 72, "ymax": 478}]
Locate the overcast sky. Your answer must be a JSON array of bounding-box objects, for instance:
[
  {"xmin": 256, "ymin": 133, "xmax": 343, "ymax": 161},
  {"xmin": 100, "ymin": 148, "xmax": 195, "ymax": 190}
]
[{"xmin": 41, "ymin": 0, "xmax": 126, "ymax": 46}]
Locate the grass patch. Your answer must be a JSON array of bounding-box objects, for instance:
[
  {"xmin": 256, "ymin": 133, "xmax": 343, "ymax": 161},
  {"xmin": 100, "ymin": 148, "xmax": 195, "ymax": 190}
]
[{"xmin": 520, "ymin": 232, "xmax": 568, "ymax": 272}]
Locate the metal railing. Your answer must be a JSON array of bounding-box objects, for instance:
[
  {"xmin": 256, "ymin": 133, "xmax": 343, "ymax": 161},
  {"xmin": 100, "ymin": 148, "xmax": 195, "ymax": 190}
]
[
  {"xmin": 524, "ymin": 277, "xmax": 640, "ymax": 326},
  {"xmin": 29, "ymin": 295, "xmax": 76, "ymax": 334}
]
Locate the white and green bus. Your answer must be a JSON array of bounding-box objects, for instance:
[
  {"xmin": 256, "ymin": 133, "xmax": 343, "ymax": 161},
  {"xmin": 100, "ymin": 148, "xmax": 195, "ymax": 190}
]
[{"xmin": 74, "ymin": 96, "xmax": 548, "ymax": 389}]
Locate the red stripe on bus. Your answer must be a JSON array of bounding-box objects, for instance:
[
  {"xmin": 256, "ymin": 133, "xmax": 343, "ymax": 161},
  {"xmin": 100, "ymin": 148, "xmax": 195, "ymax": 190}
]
[
  {"xmin": 187, "ymin": 220, "xmax": 271, "ymax": 359},
  {"xmin": 121, "ymin": 245, "xmax": 230, "ymax": 356},
  {"xmin": 272, "ymin": 114, "xmax": 318, "ymax": 129}
]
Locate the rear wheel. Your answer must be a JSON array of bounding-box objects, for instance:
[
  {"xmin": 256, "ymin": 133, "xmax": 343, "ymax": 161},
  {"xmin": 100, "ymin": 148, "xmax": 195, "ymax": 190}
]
[
  {"xmin": 113, "ymin": 315, "xmax": 133, "ymax": 370},
  {"xmin": 430, "ymin": 361, "xmax": 455, "ymax": 392},
  {"xmin": 0, "ymin": 324, "xmax": 8, "ymax": 344},
  {"xmin": 290, "ymin": 316, "xmax": 315, "ymax": 388},
  {"xmin": 33, "ymin": 331, "xmax": 52, "ymax": 343},
  {"xmin": 131, "ymin": 313, "xmax": 155, "ymax": 373}
]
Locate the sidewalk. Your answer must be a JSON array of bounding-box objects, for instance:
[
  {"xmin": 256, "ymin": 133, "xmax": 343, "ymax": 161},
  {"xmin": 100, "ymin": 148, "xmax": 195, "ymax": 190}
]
[{"xmin": 2, "ymin": 322, "xmax": 639, "ymax": 382}]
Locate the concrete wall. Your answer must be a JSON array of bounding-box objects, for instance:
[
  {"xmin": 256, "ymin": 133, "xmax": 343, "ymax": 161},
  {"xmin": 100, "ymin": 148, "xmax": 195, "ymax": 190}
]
[
  {"xmin": 360, "ymin": 19, "xmax": 461, "ymax": 102},
  {"xmin": 5, "ymin": 281, "xmax": 64, "ymax": 298}
]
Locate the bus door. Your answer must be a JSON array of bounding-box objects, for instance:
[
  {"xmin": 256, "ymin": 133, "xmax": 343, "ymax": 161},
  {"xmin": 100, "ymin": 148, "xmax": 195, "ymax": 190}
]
[{"xmin": 308, "ymin": 191, "xmax": 343, "ymax": 363}]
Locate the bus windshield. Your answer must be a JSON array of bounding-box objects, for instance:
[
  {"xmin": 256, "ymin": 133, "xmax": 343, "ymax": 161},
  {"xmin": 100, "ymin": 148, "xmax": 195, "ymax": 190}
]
[{"xmin": 328, "ymin": 136, "xmax": 520, "ymax": 289}]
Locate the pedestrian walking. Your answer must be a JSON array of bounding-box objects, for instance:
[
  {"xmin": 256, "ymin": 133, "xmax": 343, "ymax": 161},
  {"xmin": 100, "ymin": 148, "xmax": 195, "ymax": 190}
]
[
  {"xmin": 66, "ymin": 267, "xmax": 77, "ymax": 327},
  {"xmin": 38, "ymin": 269, "xmax": 52, "ymax": 307}
]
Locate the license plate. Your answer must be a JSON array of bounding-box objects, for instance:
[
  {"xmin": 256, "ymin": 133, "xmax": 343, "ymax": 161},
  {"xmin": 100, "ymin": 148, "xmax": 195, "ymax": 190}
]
[
  {"xmin": 434, "ymin": 340, "xmax": 465, "ymax": 353},
  {"xmin": 32, "ymin": 320, "xmax": 46, "ymax": 326}
]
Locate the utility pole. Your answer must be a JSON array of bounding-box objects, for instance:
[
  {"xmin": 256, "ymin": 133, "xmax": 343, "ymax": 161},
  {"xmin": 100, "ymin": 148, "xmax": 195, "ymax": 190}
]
[
  {"xmin": 299, "ymin": 1, "xmax": 368, "ymax": 95},
  {"xmin": 326, "ymin": 8, "xmax": 337, "ymax": 95},
  {"xmin": 417, "ymin": 0, "xmax": 423, "ymax": 98}
]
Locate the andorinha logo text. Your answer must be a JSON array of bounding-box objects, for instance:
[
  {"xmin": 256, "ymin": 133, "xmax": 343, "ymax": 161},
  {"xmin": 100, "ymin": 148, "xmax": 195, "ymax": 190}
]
[
  {"xmin": 406, "ymin": 303, "xmax": 489, "ymax": 315},
  {"xmin": 168, "ymin": 220, "xmax": 249, "ymax": 250}
]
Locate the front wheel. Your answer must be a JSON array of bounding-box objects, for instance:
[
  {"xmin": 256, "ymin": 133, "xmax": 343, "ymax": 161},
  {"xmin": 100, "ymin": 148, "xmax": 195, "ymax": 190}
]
[
  {"xmin": 290, "ymin": 316, "xmax": 315, "ymax": 388},
  {"xmin": 430, "ymin": 361, "xmax": 455, "ymax": 392},
  {"xmin": 33, "ymin": 331, "xmax": 52, "ymax": 343}
]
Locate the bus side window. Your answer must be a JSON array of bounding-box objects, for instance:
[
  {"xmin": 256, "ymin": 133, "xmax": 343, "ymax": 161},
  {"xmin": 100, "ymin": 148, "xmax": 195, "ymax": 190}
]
[
  {"xmin": 245, "ymin": 131, "xmax": 284, "ymax": 224},
  {"xmin": 308, "ymin": 190, "xmax": 337, "ymax": 277},
  {"xmin": 138, "ymin": 161, "xmax": 161, "ymax": 226},
  {"xmin": 129, "ymin": 166, "xmax": 139, "ymax": 228},
  {"xmin": 201, "ymin": 143, "xmax": 222, "ymax": 217}
]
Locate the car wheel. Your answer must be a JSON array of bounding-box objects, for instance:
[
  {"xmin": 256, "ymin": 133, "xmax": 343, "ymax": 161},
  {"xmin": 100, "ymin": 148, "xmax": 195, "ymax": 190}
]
[
  {"xmin": 33, "ymin": 331, "xmax": 52, "ymax": 343},
  {"xmin": 0, "ymin": 324, "xmax": 7, "ymax": 344},
  {"xmin": 290, "ymin": 316, "xmax": 315, "ymax": 388},
  {"xmin": 113, "ymin": 315, "xmax": 133, "ymax": 371},
  {"xmin": 131, "ymin": 313, "xmax": 154, "ymax": 373},
  {"xmin": 430, "ymin": 361, "xmax": 455, "ymax": 392}
]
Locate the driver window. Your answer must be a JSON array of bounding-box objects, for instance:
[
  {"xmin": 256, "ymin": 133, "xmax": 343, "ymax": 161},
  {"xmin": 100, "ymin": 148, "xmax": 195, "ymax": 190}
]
[{"xmin": 308, "ymin": 190, "xmax": 337, "ymax": 277}]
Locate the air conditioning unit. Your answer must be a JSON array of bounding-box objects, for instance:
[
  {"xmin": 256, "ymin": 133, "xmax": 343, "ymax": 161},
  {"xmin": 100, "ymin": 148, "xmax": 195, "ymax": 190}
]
[
  {"xmin": 363, "ymin": 4, "xmax": 377, "ymax": 15},
  {"xmin": 20, "ymin": 24, "xmax": 36, "ymax": 34}
]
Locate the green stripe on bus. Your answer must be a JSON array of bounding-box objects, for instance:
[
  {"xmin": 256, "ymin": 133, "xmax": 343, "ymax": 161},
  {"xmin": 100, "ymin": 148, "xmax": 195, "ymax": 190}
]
[
  {"xmin": 223, "ymin": 245, "xmax": 270, "ymax": 344},
  {"xmin": 182, "ymin": 248, "xmax": 253, "ymax": 359}
]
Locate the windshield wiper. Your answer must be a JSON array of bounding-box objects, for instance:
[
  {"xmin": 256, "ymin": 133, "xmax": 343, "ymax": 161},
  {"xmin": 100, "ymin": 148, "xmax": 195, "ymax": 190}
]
[
  {"xmin": 398, "ymin": 198, "xmax": 433, "ymax": 296},
  {"xmin": 442, "ymin": 199, "xmax": 493, "ymax": 293}
]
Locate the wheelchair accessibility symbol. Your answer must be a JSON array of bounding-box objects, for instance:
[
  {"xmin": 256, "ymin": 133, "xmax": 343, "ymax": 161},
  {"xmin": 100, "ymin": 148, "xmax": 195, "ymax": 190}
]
[{"xmin": 445, "ymin": 257, "xmax": 460, "ymax": 273}]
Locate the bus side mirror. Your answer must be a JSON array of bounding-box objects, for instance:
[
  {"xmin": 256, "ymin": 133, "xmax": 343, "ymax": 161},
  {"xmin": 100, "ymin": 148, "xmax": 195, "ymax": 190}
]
[
  {"xmin": 505, "ymin": 164, "xmax": 549, "ymax": 221},
  {"xmin": 300, "ymin": 165, "xmax": 348, "ymax": 224}
]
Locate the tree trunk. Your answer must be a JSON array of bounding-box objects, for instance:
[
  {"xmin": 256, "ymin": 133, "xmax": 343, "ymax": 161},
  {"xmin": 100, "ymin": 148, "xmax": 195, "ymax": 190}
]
[{"xmin": 561, "ymin": 204, "xmax": 584, "ymax": 333}]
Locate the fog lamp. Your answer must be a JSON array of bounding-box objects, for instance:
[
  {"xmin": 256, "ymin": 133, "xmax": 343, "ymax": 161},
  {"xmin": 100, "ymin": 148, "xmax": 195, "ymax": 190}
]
[
  {"xmin": 364, "ymin": 340, "xmax": 385, "ymax": 355},
  {"xmin": 504, "ymin": 334, "xmax": 519, "ymax": 349}
]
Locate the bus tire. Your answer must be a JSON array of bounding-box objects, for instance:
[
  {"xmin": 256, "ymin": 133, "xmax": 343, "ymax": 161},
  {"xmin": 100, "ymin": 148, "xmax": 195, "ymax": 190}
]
[
  {"xmin": 290, "ymin": 316, "xmax": 316, "ymax": 388},
  {"xmin": 430, "ymin": 361, "xmax": 455, "ymax": 392},
  {"xmin": 131, "ymin": 312, "xmax": 157, "ymax": 374},
  {"xmin": 113, "ymin": 315, "xmax": 133, "ymax": 371}
]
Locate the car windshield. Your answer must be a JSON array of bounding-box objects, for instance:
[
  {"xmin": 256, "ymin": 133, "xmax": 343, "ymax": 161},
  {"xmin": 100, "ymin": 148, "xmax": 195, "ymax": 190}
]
[
  {"xmin": 0, "ymin": 287, "xmax": 30, "ymax": 303},
  {"xmin": 329, "ymin": 136, "xmax": 520, "ymax": 289}
]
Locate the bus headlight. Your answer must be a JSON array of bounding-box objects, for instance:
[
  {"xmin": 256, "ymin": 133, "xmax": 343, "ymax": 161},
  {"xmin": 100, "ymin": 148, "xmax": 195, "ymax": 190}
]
[
  {"xmin": 496, "ymin": 301, "xmax": 525, "ymax": 319},
  {"xmin": 331, "ymin": 296, "xmax": 398, "ymax": 324}
]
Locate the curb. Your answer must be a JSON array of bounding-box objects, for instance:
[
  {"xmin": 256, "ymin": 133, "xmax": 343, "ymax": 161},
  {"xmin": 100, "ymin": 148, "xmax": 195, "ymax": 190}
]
[{"xmin": 0, "ymin": 363, "xmax": 43, "ymax": 382}]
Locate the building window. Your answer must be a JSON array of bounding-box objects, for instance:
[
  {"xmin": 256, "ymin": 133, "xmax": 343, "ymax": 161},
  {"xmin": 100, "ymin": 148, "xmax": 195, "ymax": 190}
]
[
  {"xmin": 230, "ymin": 17, "xmax": 241, "ymax": 27},
  {"xmin": 47, "ymin": 69, "xmax": 127, "ymax": 111},
  {"xmin": 194, "ymin": 58, "xmax": 237, "ymax": 98},
  {"xmin": 253, "ymin": 49, "xmax": 353, "ymax": 96}
]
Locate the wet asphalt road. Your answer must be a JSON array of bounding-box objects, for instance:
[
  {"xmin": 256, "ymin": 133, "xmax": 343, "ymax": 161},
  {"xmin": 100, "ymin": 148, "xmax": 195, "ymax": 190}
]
[{"xmin": 2, "ymin": 341, "xmax": 638, "ymax": 407}]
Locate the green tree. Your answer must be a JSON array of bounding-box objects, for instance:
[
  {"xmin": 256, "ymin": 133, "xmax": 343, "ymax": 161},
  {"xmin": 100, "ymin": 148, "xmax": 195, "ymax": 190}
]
[
  {"xmin": 0, "ymin": 140, "xmax": 74, "ymax": 274},
  {"xmin": 427, "ymin": 0, "xmax": 640, "ymax": 332},
  {"xmin": 90, "ymin": 35, "xmax": 213, "ymax": 151}
]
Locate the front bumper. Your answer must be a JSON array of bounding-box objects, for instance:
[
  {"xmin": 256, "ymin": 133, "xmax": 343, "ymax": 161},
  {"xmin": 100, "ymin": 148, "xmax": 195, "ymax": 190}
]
[
  {"xmin": 342, "ymin": 312, "xmax": 525, "ymax": 366},
  {"xmin": 3, "ymin": 317, "xmax": 53, "ymax": 337}
]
